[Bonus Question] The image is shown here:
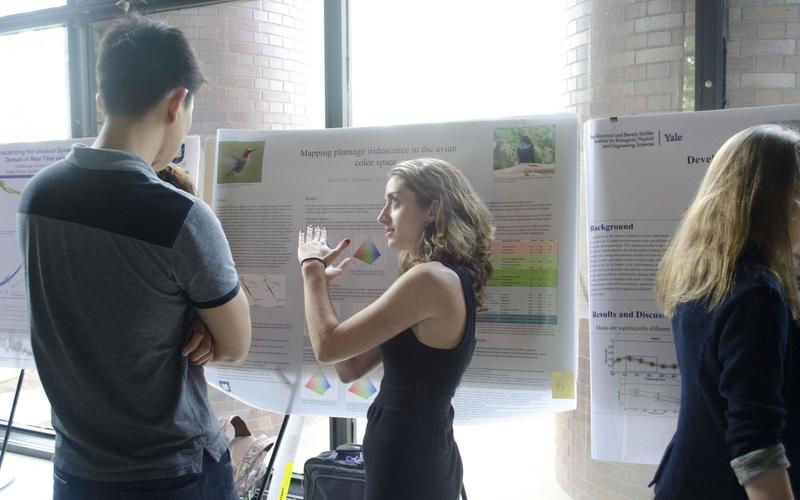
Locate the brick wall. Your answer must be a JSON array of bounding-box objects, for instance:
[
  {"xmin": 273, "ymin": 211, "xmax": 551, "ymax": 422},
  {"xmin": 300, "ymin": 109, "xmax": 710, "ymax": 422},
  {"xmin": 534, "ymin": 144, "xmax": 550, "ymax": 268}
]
[
  {"xmin": 151, "ymin": 0, "xmax": 325, "ymax": 136},
  {"xmin": 558, "ymin": 1, "xmax": 800, "ymax": 498},
  {"xmin": 727, "ymin": 0, "xmax": 800, "ymax": 107},
  {"xmin": 557, "ymin": 0, "xmax": 693, "ymax": 498}
]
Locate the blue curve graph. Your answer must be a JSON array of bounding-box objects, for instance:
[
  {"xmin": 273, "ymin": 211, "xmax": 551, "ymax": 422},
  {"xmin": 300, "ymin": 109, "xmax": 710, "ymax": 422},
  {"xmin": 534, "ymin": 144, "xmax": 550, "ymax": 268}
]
[{"xmin": 0, "ymin": 265, "xmax": 21, "ymax": 287}]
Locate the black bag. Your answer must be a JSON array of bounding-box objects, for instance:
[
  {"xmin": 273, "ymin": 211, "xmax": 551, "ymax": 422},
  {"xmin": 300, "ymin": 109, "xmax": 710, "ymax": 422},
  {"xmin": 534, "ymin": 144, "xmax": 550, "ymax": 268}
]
[
  {"xmin": 303, "ymin": 443, "xmax": 469, "ymax": 500},
  {"xmin": 303, "ymin": 444, "xmax": 366, "ymax": 500}
]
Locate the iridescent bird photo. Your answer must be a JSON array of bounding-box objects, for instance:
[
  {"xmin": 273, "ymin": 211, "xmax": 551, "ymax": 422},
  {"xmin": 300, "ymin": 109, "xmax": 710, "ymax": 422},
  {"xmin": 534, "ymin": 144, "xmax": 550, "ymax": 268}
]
[
  {"xmin": 223, "ymin": 147, "xmax": 255, "ymax": 177},
  {"xmin": 516, "ymin": 134, "xmax": 536, "ymax": 164}
]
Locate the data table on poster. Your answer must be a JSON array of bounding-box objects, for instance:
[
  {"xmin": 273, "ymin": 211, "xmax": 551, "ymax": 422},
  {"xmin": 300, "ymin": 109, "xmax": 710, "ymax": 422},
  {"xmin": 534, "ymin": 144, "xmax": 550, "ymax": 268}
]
[{"xmin": 482, "ymin": 240, "xmax": 558, "ymax": 326}]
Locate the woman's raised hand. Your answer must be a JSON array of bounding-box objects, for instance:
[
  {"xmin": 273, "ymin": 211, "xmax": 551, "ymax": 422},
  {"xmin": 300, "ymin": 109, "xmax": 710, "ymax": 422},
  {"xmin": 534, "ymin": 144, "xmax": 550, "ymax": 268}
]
[{"xmin": 298, "ymin": 225, "xmax": 352, "ymax": 282}]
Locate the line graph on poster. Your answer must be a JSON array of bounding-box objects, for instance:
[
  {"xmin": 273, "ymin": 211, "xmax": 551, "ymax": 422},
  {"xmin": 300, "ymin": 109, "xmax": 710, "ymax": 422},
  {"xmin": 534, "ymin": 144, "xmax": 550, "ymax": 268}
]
[
  {"xmin": 617, "ymin": 382, "xmax": 680, "ymax": 414},
  {"xmin": 605, "ymin": 338, "xmax": 679, "ymax": 380},
  {"xmin": 239, "ymin": 274, "xmax": 286, "ymax": 308},
  {"xmin": 0, "ymin": 177, "xmax": 25, "ymax": 299}
]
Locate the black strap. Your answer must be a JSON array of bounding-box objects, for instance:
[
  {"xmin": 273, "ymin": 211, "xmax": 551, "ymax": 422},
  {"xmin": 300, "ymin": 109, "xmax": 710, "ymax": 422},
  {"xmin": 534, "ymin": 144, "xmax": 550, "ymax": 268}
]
[
  {"xmin": 461, "ymin": 483, "xmax": 468, "ymax": 500},
  {"xmin": 256, "ymin": 414, "xmax": 291, "ymax": 500}
]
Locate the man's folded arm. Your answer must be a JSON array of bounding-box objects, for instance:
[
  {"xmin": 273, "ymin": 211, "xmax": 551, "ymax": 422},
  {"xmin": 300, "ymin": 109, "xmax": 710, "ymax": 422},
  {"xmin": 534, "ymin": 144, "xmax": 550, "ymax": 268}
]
[{"xmin": 197, "ymin": 287, "xmax": 252, "ymax": 363}]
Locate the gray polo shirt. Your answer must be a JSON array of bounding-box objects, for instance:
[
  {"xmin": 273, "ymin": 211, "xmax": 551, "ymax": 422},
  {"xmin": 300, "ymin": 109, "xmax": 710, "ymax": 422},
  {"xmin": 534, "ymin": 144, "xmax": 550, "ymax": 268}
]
[{"xmin": 17, "ymin": 145, "xmax": 239, "ymax": 481}]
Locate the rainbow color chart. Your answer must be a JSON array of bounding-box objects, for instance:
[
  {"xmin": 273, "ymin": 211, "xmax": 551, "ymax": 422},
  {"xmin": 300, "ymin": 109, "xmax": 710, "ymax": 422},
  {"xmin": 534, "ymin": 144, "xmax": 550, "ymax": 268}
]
[
  {"xmin": 348, "ymin": 377, "xmax": 378, "ymax": 400},
  {"xmin": 482, "ymin": 240, "xmax": 558, "ymax": 327},
  {"xmin": 489, "ymin": 240, "xmax": 558, "ymax": 287},
  {"xmin": 305, "ymin": 369, "xmax": 332, "ymax": 396},
  {"xmin": 353, "ymin": 239, "xmax": 381, "ymax": 265}
]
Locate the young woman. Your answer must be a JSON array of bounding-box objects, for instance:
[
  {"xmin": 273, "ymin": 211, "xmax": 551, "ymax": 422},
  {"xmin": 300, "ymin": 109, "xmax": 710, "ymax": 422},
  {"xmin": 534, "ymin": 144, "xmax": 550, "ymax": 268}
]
[
  {"xmin": 652, "ymin": 124, "xmax": 800, "ymax": 500},
  {"xmin": 157, "ymin": 163, "xmax": 196, "ymax": 195},
  {"xmin": 297, "ymin": 158, "xmax": 494, "ymax": 500}
]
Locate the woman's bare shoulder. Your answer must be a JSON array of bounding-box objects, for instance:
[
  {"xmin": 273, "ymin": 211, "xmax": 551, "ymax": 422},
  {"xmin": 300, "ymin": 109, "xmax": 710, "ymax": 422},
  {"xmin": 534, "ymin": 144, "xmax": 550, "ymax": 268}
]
[{"xmin": 403, "ymin": 262, "xmax": 462, "ymax": 294}]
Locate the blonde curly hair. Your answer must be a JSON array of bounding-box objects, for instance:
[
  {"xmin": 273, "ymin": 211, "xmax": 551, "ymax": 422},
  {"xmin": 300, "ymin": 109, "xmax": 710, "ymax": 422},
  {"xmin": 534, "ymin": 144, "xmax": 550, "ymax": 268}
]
[{"xmin": 389, "ymin": 158, "xmax": 495, "ymax": 309}]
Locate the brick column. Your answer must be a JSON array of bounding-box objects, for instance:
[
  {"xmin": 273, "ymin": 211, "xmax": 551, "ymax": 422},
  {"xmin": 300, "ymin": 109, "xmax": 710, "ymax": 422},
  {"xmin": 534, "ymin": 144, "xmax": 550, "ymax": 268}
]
[{"xmin": 557, "ymin": 1, "xmax": 693, "ymax": 498}]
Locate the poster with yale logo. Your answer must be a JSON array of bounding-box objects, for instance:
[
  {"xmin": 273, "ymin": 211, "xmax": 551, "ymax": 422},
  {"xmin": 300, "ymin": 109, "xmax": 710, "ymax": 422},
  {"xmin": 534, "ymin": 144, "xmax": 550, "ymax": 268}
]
[{"xmin": 585, "ymin": 103, "xmax": 800, "ymax": 463}]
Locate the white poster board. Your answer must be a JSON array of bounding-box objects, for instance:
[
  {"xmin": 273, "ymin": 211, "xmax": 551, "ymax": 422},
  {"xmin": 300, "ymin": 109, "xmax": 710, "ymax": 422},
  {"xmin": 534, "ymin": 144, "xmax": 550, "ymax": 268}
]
[
  {"xmin": 0, "ymin": 138, "xmax": 93, "ymax": 368},
  {"xmin": 585, "ymin": 104, "xmax": 800, "ymax": 463},
  {"xmin": 0, "ymin": 137, "xmax": 202, "ymax": 368},
  {"xmin": 172, "ymin": 135, "xmax": 202, "ymax": 191},
  {"xmin": 205, "ymin": 115, "xmax": 580, "ymax": 422}
]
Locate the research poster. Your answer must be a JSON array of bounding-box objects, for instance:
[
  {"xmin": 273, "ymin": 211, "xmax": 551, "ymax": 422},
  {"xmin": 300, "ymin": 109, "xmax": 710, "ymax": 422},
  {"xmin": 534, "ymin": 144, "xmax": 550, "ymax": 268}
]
[
  {"xmin": 0, "ymin": 137, "xmax": 202, "ymax": 368},
  {"xmin": 585, "ymin": 104, "xmax": 800, "ymax": 463},
  {"xmin": 205, "ymin": 115, "xmax": 580, "ymax": 422},
  {"xmin": 171, "ymin": 135, "xmax": 203, "ymax": 190}
]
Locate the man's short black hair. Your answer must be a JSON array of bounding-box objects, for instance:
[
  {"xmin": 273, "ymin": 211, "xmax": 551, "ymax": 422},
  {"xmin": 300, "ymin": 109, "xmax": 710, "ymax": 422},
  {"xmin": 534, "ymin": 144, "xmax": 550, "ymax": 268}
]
[{"xmin": 96, "ymin": 16, "xmax": 205, "ymax": 117}]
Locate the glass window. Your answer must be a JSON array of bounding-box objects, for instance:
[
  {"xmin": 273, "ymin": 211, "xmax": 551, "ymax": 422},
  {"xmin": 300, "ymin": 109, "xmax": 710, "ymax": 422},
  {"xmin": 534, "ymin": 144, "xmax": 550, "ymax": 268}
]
[
  {"xmin": 293, "ymin": 415, "xmax": 331, "ymax": 473},
  {"xmin": 0, "ymin": 25, "xmax": 70, "ymax": 434},
  {"xmin": 682, "ymin": 34, "xmax": 696, "ymax": 111},
  {"xmin": 0, "ymin": 369, "xmax": 52, "ymax": 432},
  {"xmin": 0, "ymin": 26, "xmax": 70, "ymax": 143},
  {"xmin": 0, "ymin": 0, "xmax": 65, "ymax": 18},
  {"xmin": 350, "ymin": 1, "xmax": 568, "ymax": 498},
  {"xmin": 360, "ymin": 415, "xmax": 569, "ymax": 499},
  {"xmin": 350, "ymin": 0, "xmax": 565, "ymax": 127}
]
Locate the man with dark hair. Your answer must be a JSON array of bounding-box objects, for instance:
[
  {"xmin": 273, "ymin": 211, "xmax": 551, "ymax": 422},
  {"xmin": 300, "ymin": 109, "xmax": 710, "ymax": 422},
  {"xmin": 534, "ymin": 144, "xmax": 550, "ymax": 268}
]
[
  {"xmin": 17, "ymin": 16, "xmax": 251, "ymax": 500},
  {"xmin": 95, "ymin": 15, "xmax": 206, "ymax": 117}
]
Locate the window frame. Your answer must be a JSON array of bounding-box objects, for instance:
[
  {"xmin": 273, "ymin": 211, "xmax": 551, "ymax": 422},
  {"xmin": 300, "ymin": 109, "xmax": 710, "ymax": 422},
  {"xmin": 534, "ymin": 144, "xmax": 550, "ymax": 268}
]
[
  {"xmin": 0, "ymin": 0, "xmax": 241, "ymax": 139},
  {"xmin": 694, "ymin": 0, "xmax": 728, "ymax": 111},
  {"xmin": 323, "ymin": 0, "xmax": 357, "ymax": 450}
]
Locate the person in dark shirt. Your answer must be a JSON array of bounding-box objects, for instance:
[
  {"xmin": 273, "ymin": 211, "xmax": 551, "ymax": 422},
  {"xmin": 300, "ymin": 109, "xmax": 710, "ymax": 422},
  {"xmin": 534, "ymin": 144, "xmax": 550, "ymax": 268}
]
[
  {"xmin": 297, "ymin": 158, "xmax": 494, "ymax": 500},
  {"xmin": 652, "ymin": 124, "xmax": 800, "ymax": 500}
]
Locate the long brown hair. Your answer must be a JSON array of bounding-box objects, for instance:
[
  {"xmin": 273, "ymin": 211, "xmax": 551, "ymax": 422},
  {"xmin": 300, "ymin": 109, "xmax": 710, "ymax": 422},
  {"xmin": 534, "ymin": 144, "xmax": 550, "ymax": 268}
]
[
  {"xmin": 656, "ymin": 124, "xmax": 800, "ymax": 319},
  {"xmin": 157, "ymin": 164, "xmax": 196, "ymax": 196},
  {"xmin": 388, "ymin": 158, "xmax": 495, "ymax": 309}
]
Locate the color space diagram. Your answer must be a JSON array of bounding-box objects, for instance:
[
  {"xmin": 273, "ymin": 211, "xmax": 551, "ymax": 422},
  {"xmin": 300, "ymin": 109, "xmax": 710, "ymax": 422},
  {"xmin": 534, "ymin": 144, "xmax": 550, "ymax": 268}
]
[
  {"xmin": 305, "ymin": 369, "xmax": 332, "ymax": 396},
  {"xmin": 302, "ymin": 367, "xmax": 337, "ymax": 402},
  {"xmin": 353, "ymin": 238, "xmax": 381, "ymax": 265},
  {"xmin": 347, "ymin": 376, "xmax": 378, "ymax": 400},
  {"xmin": 349, "ymin": 235, "xmax": 387, "ymax": 272}
]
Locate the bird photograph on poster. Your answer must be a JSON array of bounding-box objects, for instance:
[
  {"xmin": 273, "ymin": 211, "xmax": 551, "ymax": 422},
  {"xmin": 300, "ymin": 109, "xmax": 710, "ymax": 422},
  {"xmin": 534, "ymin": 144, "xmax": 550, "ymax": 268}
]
[
  {"xmin": 217, "ymin": 141, "xmax": 265, "ymax": 184},
  {"xmin": 492, "ymin": 125, "xmax": 556, "ymax": 179}
]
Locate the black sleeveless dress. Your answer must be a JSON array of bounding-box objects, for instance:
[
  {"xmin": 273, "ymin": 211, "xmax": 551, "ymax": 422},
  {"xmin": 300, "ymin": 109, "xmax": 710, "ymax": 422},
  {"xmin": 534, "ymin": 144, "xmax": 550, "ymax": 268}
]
[{"xmin": 362, "ymin": 263, "xmax": 477, "ymax": 500}]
